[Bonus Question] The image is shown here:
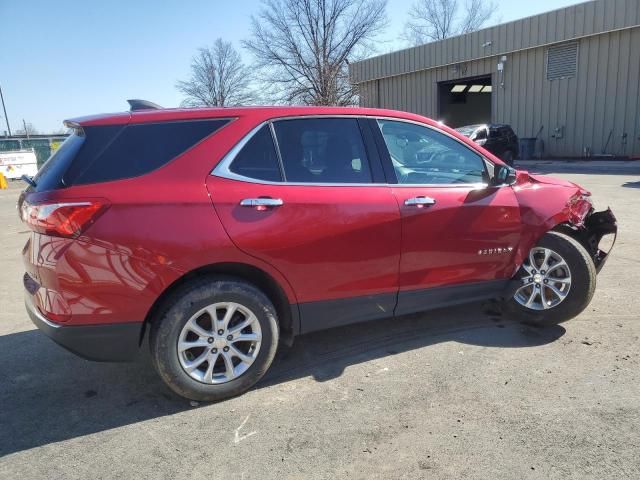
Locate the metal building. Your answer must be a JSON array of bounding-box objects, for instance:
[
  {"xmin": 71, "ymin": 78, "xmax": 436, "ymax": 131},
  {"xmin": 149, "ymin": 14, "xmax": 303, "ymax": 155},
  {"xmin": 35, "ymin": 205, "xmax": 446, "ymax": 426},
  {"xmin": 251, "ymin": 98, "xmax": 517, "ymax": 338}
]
[{"xmin": 350, "ymin": 0, "xmax": 640, "ymax": 158}]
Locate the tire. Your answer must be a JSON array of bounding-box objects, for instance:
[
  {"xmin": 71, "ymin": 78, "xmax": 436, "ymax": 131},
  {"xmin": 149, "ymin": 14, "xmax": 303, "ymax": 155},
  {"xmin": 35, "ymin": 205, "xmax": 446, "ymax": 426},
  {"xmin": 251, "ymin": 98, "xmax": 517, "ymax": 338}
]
[
  {"xmin": 503, "ymin": 231, "xmax": 596, "ymax": 325},
  {"xmin": 501, "ymin": 149, "xmax": 515, "ymax": 166},
  {"xmin": 149, "ymin": 276, "xmax": 279, "ymax": 402}
]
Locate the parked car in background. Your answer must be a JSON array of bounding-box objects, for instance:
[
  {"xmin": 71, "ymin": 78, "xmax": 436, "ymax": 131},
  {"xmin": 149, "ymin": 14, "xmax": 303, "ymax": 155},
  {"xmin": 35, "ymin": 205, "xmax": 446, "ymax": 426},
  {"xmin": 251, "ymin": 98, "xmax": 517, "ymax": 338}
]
[
  {"xmin": 20, "ymin": 103, "xmax": 616, "ymax": 402},
  {"xmin": 456, "ymin": 124, "xmax": 519, "ymax": 166}
]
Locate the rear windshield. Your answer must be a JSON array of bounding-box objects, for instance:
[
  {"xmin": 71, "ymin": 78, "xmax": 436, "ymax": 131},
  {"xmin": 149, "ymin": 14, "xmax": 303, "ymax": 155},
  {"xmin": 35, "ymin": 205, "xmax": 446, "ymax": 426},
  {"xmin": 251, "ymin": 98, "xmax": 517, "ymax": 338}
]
[{"xmin": 31, "ymin": 118, "xmax": 230, "ymax": 192}]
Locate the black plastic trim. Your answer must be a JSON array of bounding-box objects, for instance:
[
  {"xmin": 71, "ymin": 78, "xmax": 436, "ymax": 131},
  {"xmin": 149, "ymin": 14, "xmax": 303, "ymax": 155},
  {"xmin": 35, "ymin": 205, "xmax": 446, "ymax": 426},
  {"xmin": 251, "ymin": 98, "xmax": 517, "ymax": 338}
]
[
  {"xmin": 395, "ymin": 280, "xmax": 508, "ymax": 317},
  {"xmin": 26, "ymin": 295, "xmax": 142, "ymax": 362},
  {"xmin": 365, "ymin": 118, "xmax": 398, "ymax": 184},
  {"xmin": 357, "ymin": 118, "xmax": 387, "ymax": 184},
  {"xmin": 127, "ymin": 99, "xmax": 163, "ymax": 111},
  {"xmin": 299, "ymin": 292, "xmax": 397, "ymax": 334},
  {"xmin": 584, "ymin": 208, "xmax": 617, "ymax": 273}
]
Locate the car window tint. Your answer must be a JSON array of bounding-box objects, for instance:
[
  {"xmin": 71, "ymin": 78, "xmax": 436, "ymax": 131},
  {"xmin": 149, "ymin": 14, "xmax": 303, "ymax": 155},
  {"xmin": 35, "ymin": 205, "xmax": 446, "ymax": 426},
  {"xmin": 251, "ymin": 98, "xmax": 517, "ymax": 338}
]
[
  {"xmin": 273, "ymin": 118, "xmax": 372, "ymax": 183},
  {"xmin": 65, "ymin": 119, "xmax": 230, "ymax": 185},
  {"xmin": 377, "ymin": 120, "xmax": 486, "ymax": 185},
  {"xmin": 229, "ymin": 125, "xmax": 283, "ymax": 182}
]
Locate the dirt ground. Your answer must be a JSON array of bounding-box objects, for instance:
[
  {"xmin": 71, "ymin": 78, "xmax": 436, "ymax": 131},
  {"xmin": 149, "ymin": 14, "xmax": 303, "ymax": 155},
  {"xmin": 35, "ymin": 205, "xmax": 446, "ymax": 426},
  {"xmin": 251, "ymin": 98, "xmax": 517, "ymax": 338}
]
[{"xmin": 1, "ymin": 162, "xmax": 639, "ymax": 479}]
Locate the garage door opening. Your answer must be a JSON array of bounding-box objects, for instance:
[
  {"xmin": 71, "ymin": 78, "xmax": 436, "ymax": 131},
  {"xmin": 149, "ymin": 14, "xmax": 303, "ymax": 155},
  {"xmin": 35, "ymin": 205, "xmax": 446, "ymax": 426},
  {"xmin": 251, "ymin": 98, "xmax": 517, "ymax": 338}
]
[{"xmin": 438, "ymin": 76, "xmax": 492, "ymax": 128}]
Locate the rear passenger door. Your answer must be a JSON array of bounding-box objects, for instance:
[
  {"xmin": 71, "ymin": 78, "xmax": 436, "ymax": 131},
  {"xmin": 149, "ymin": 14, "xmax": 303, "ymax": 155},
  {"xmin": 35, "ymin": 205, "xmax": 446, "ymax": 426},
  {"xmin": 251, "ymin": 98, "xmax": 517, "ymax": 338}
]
[{"xmin": 207, "ymin": 117, "xmax": 401, "ymax": 333}]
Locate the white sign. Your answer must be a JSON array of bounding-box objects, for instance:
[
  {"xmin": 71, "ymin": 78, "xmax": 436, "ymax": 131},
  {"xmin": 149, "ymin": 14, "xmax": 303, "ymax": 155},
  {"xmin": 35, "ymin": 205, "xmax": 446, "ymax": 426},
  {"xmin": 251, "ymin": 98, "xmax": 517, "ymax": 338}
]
[{"xmin": 0, "ymin": 149, "xmax": 39, "ymax": 180}]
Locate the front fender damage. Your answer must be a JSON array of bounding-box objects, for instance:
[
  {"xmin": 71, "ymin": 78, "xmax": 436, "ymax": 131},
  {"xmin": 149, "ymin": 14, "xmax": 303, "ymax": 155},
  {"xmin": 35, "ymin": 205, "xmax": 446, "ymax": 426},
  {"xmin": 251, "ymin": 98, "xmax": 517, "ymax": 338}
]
[
  {"xmin": 553, "ymin": 207, "xmax": 617, "ymax": 273},
  {"xmin": 502, "ymin": 208, "xmax": 617, "ymax": 301},
  {"xmin": 582, "ymin": 208, "xmax": 617, "ymax": 272}
]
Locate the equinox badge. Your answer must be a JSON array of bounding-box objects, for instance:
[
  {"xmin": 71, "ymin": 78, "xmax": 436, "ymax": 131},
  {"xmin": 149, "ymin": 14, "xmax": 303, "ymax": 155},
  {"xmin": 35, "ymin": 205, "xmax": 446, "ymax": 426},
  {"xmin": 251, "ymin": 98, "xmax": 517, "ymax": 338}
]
[{"xmin": 478, "ymin": 247, "xmax": 514, "ymax": 255}]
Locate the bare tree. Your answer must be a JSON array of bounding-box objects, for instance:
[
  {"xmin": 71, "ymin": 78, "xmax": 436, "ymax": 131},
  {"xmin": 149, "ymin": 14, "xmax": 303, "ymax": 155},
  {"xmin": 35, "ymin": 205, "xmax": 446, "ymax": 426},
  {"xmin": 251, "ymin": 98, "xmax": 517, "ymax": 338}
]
[
  {"xmin": 15, "ymin": 122, "xmax": 39, "ymax": 136},
  {"xmin": 405, "ymin": 0, "xmax": 496, "ymax": 45},
  {"xmin": 243, "ymin": 0, "xmax": 387, "ymax": 106},
  {"xmin": 177, "ymin": 39, "xmax": 254, "ymax": 107}
]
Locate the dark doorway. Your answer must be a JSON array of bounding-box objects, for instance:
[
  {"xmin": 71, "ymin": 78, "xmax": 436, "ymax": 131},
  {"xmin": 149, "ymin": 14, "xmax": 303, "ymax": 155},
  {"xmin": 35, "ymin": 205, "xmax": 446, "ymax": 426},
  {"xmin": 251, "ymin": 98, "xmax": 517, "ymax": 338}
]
[{"xmin": 438, "ymin": 76, "xmax": 492, "ymax": 128}]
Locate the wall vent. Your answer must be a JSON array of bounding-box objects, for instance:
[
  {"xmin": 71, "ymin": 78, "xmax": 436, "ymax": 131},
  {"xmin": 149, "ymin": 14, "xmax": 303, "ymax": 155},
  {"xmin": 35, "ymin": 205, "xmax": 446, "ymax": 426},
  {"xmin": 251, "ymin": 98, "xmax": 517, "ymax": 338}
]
[{"xmin": 547, "ymin": 42, "xmax": 578, "ymax": 80}]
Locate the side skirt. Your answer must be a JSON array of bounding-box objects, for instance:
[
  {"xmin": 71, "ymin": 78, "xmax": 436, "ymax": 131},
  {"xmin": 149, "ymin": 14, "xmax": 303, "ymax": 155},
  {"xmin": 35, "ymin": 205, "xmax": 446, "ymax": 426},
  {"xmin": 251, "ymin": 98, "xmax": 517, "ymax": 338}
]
[
  {"xmin": 299, "ymin": 293, "xmax": 397, "ymax": 334},
  {"xmin": 395, "ymin": 280, "xmax": 508, "ymax": 317},
  {"xmin": 297, "ymin": 280, "xmax": 508, "ymax": 334}
]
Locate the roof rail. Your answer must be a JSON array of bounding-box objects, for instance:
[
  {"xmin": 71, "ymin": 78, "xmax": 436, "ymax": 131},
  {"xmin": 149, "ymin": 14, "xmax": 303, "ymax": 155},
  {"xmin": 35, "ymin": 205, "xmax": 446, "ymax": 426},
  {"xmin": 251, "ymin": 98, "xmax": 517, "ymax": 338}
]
[{"xmin": 127, "ymin": 99, "xmax": 163, "ymax": 111}]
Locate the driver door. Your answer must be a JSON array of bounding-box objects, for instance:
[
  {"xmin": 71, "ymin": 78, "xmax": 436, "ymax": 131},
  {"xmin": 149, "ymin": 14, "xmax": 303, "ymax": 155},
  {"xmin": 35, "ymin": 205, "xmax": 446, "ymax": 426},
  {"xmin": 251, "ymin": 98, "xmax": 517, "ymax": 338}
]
[{"xmin": 371, "ymin": 119, "xmax": 522, "ymax": 315}]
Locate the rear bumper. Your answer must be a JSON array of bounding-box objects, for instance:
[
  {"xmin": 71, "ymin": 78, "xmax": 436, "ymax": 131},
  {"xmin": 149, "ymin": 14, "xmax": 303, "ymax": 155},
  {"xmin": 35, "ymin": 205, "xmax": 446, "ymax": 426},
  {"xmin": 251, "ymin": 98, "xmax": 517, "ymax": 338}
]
[{"xmin": 26, "ymin": 294, "xmax": 142, "ymax": 362}]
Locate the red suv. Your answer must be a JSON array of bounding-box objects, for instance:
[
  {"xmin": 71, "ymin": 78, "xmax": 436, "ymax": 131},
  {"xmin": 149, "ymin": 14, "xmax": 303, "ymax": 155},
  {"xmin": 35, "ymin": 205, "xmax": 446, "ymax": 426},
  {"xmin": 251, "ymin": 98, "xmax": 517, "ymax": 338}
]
[{"xmin": 20, "ymin": 102, "xmax": 617, "ymax": 401}]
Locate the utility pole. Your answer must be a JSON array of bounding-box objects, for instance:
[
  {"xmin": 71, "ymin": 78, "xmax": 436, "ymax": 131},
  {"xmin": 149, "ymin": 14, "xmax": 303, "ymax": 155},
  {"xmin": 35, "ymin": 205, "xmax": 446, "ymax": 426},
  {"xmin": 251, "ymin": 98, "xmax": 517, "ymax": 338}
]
[
  {"xmin": 0, "ymin": 83, "xmax": 11, "ymax": 137},
  {"xmin": 23, "ymin": 119, "xmax": 29, "ymax": 139}
]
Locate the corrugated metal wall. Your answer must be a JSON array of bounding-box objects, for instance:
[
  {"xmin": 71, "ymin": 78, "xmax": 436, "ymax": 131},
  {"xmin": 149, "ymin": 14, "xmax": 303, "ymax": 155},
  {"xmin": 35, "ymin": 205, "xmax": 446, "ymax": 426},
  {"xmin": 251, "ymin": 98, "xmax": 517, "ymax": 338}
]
[{"xmin": 352, "ymin": 0, "xmax": 640, "ymax": 157}]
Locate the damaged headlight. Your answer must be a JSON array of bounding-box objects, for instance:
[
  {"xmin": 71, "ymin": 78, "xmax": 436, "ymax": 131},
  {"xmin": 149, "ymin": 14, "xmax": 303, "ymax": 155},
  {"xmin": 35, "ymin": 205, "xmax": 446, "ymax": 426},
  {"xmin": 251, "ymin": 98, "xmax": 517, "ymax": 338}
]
[{"xmin": 581, "ymin": 193, "xmax": 595, "ymax": 211}]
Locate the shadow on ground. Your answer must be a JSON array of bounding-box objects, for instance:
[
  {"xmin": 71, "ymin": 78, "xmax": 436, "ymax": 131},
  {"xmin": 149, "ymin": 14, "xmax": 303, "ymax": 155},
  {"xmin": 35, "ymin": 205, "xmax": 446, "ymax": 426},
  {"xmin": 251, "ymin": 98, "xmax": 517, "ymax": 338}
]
[
  {"xmin": 622, "ymin": 181, "xmax": 640, "ymax": 188},
  {"xmin": 0, "ymin": 302, "xmax": 565, "ymax": 456}
]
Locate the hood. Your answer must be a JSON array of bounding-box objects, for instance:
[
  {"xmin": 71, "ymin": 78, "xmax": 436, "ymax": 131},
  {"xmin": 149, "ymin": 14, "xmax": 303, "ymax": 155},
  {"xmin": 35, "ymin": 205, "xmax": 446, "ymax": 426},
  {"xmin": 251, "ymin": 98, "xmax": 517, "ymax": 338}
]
[{"xmin": 518, "ymin": 171, "xmax": 590, "ymax": 195}]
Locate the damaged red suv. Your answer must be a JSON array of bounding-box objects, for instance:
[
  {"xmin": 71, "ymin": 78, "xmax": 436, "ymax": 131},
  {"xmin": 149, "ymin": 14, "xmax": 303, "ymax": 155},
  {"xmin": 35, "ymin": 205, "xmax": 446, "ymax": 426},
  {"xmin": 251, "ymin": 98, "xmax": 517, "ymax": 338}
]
[{"xmin": 20, "ymin": 101, "xmax": 617, "ymax": 401}]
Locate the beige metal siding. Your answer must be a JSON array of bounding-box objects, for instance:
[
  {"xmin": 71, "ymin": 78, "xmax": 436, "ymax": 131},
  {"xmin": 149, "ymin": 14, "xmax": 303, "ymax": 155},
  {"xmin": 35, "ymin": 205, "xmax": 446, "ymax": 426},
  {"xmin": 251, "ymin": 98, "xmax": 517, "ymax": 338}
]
[
  {"xmin": 351, "ymin": 0, "xmax": 640, "ymax": 84},
  {"xmin": 357, "ymin": 28, "xmax": 640, "ymax": 156},
  {"xmin": 352, "ymin": 0, "xmax": 640, "ymax": 157}
]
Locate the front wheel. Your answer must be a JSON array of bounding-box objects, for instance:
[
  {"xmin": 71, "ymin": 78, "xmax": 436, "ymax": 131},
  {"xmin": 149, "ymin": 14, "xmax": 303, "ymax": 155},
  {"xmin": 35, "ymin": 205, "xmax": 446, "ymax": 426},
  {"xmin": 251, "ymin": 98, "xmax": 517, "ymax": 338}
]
[
  {"xmin": 149, "ymin": 277, "xmax": 279, "ymax": 402},
  {"xmin": 504, "ymin": 231, "xmax": 596, "ymax": 325}
]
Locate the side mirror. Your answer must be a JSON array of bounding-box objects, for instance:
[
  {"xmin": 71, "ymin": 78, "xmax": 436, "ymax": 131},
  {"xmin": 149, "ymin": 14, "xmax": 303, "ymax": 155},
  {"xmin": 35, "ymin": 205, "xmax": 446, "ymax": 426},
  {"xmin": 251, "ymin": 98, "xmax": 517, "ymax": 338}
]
[{"xmin": 491, "ymin": 164, "xmax": 517, "ymax": 186}]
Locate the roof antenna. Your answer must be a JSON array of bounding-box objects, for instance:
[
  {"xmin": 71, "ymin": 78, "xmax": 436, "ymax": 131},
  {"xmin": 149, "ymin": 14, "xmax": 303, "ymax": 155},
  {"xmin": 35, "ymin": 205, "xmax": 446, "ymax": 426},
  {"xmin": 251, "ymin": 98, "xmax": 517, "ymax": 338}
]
[{"xmin": 127, "ymin": 99, "xmax": 163, "ymax": 111}]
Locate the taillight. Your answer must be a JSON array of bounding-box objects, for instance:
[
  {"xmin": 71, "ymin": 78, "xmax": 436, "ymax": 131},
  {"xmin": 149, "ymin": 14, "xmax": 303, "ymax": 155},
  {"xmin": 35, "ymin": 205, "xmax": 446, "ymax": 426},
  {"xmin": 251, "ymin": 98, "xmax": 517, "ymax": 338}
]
[{"xmin": 20, "ymin": 200, "xmax": 107, "ymax": 238}]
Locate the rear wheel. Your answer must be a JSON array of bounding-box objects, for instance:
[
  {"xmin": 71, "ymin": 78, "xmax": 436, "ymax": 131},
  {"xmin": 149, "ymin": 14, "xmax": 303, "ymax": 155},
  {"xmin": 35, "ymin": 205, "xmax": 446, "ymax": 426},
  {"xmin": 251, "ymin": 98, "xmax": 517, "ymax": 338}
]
[
  {"xmin": 150, "ymin": 277, "xmax": 279, "ymax": 401},
  {"xmin": 504, "ymin": 231, "xmax": 596, "ymax": 325}
]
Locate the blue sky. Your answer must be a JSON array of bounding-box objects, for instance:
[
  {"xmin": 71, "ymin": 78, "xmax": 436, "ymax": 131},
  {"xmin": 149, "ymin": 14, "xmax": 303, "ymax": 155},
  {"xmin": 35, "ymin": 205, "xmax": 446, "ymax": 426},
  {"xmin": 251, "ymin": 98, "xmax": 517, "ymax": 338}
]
[{"xmin": 1, "ymin": 0, "xmax": 584, "ymax": 133}]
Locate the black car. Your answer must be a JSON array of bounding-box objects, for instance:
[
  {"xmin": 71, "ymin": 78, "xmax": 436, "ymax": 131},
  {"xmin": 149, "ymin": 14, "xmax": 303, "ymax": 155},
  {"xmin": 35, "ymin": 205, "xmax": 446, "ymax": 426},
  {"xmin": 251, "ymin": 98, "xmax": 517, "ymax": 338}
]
[{"xmin": 456, "ymin": 124, "xmax": 519, "ymax": 166}]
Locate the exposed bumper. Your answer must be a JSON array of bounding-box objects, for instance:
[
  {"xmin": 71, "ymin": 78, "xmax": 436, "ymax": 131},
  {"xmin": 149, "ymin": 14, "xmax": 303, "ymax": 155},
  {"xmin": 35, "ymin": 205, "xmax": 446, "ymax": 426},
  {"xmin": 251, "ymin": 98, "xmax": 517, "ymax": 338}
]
[
  {"xmin": 26, "ymin": 294, "xmax": 142, "ymax": 362},
  {"xmin": 584, "ymin": 208, "xmax": 617, "ymax": 273}
]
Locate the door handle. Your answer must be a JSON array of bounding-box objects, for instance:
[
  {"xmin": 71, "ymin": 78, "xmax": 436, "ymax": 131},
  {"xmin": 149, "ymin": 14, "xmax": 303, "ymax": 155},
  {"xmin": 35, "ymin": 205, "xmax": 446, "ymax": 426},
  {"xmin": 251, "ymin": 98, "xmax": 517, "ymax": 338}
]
[
  {"xmin": 404, "ymin": 196, "xmax": 436, "ymax": 207},
  {"xmin": 240, "ymin": 198, "xmax": 284, "ymax": 209}
]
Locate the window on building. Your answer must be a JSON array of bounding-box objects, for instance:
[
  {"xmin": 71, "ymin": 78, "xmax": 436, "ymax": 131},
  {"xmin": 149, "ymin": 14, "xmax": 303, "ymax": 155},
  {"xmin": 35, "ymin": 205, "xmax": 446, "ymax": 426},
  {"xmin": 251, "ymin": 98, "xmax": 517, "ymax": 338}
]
[{"xmin": 547, "ymin": 42, "xmax": 578, "ymax": 80}]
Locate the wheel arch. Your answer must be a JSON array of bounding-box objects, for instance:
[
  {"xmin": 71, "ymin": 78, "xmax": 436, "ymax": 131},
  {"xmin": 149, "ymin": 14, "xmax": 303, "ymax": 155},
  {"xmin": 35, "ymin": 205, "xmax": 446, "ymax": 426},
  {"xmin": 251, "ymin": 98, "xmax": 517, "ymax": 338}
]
[
  {"xmin": 551, "ymin": 222, "xmax": 591, "ymax": 249},
  {"xmin": 140, "ymin": 262, "xmax": 299, "ymax": 346}
]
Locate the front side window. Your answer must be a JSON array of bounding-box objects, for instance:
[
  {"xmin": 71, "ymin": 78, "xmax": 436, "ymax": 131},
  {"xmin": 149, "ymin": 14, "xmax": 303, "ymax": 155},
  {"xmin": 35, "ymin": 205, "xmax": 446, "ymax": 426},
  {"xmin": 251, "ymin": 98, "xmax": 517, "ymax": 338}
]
[
  {"xmin": 377, "ymin": 120, "xmax": 486, "ymax": 185},
  {"xmin": 273, "ymin": 118, "xmax": 372, "ymax": 183}
]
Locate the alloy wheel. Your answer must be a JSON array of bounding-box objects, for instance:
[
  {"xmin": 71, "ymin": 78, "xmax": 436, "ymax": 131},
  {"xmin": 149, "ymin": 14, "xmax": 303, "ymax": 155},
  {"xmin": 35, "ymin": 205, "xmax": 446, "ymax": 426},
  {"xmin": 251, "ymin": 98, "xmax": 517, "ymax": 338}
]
[
  {"xmin": 177, "ymin": 302, "xmax": 262, "ymax": 384},
  {"xmin": 514, "ymin": 247, "xmax": 572, "ymax": 310}
]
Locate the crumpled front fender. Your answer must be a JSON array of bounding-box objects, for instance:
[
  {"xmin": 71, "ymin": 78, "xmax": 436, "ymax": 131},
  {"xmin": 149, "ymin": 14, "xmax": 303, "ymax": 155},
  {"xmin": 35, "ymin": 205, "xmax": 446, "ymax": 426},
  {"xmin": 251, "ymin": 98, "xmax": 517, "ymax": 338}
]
[
  {"xmin": 512, "ymin": 171, "xmax": 617, "ymax": 275},
  {"xmin": 582, "ymin": 208, "xmax": 617, "ymax": 272}
]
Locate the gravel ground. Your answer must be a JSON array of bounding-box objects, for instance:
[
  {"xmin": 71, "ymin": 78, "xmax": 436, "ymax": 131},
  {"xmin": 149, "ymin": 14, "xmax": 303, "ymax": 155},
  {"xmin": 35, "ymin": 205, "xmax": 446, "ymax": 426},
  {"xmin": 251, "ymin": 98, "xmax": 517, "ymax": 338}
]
[{"xmin": 0, "ymin": 164, "xmax": 638, "ymax": 479}]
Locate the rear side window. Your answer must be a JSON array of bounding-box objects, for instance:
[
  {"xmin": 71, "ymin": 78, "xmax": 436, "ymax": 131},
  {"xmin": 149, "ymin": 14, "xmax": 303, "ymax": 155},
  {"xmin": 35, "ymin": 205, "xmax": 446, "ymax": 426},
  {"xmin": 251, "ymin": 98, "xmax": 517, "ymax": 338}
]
[
  {"xmin": 229, "ymin": 125, "xmax": 283, "ymax": 182},
  {"xmin": 65, "ymin": 119, "xmax": 230, "ymax": 185},
  {"xmin": 31, "ymin": 133, "xmax": 86, "ymax": 192},
  {"xmin": 273, "ymin": 118, "xmax": 372, "ymax": 183}
]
